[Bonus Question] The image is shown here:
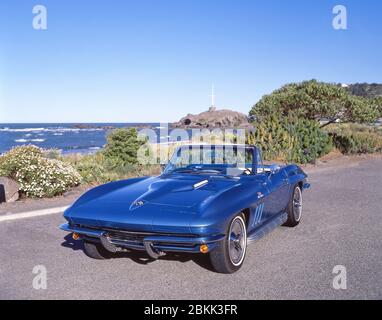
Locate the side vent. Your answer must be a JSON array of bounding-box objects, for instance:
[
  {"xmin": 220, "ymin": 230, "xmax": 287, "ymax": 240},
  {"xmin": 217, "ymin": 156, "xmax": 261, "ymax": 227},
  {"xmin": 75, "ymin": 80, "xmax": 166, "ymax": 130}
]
[{"xmin": 252, "ymin": 203, "xmax": 264, "ymax": 227}]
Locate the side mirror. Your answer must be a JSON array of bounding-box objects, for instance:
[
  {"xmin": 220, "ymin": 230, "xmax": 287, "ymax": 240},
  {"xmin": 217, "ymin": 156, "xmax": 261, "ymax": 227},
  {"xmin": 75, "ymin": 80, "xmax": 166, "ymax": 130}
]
[{"xmin": 269, "ymin": 164, "xmax": 280, "ymax": 175}]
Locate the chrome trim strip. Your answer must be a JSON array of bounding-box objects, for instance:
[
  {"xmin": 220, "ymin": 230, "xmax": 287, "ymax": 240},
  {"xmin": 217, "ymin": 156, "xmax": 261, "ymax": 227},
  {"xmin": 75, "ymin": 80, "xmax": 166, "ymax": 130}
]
[
  {"xmin": 193, "ymin": 179, "xmax": 209, "ymax": 189},
  {"xmin": 247, "ymin": 212, "xmax": 287, "ymax": 243},
  {"xmin": 59, "ymin": 223, "xmax": 225, "ymax": 245},
  {"xmin": 59, "ymin": 223, "xmax": 103, "ymax": 238}
]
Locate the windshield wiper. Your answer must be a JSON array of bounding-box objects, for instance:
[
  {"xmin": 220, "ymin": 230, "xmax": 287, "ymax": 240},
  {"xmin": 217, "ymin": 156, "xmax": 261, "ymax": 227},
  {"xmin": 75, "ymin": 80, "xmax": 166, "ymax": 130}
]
[
  {"xmin": 210, "ymin": 174, "xmax": 240, "ymax": 180},
  {"xmin": 165, "ymin": 168, "xmax": 196, "ymax": 174},
  {"xmin": 191, "ymin": 170, "xmax": 222, "ymax": 175}
]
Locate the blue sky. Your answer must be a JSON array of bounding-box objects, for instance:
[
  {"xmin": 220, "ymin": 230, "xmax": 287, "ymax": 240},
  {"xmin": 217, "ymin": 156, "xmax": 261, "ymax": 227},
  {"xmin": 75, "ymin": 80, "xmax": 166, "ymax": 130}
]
[{"xmin": 0, "ymin": 0, "xmax": 381, "ymax": 123}]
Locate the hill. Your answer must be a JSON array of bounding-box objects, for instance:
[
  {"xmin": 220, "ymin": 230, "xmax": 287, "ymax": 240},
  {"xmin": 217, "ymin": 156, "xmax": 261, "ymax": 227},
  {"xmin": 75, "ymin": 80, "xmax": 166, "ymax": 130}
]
[{"xmin": 346, "ymin": 83, "xmax": 382, "ymax": 98}]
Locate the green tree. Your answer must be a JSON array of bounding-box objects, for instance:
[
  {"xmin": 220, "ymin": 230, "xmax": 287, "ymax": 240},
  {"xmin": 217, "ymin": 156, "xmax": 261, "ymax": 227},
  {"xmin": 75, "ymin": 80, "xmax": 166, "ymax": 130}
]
[
  {"xmin": 103, "ymin": 128, "xmax": 147, "ymax": 166},
  {"xmin": 247, "ymin": 115, "xmax": 332, "ymax": 163},
  {"xmin": 250, "ymin": 80, "xmax": 379, "ymax": 126},
  {"xmin": 372, "ymin": 96, "xmax": 382, "ymax": 118}
]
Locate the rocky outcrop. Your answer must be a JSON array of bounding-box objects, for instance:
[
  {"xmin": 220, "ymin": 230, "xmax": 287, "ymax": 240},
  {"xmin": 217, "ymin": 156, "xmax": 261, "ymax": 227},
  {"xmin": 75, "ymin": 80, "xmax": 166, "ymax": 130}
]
[
  {"xmin": 0, "ymin": 177, "xmax": 20, "ymax": 203},
  {"xmin": 172, "ymin": 108, "xmax": 250, "ymax": 129}
]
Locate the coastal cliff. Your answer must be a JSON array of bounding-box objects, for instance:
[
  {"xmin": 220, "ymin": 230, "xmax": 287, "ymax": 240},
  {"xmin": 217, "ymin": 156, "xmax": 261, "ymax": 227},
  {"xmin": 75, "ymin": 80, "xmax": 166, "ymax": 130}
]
[{"xmin": 172, "ymin": 107, "xmax": 250, "ymax": 129}]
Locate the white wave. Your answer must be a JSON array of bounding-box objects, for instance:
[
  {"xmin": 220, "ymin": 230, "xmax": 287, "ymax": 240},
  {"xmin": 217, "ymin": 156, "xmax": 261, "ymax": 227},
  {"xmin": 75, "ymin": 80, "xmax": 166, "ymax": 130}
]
[
  {"xmin": 14, "ymin": 138, "xmax": 45, "ymax": 143},
  {"xmin": 89, "ymin": 147, "xmax": 101, "ymax": 150},
  {"xmin": 53, "ymin": 133, "xmax": 64, "ymax": 136},
  {"xmin": 2, "ymin": 128, "xmax": 45, "ymax": 132},
  {"xmin": 0, "ymin": 127, "xmax": 103, "ymax": 133}
]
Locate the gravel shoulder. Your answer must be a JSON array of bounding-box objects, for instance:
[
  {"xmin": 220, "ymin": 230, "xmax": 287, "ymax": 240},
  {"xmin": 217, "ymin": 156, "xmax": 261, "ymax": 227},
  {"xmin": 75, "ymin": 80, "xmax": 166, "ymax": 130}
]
[{"xmin": 0, "ymin": 185, "xmax": 90, "ymax": 215}]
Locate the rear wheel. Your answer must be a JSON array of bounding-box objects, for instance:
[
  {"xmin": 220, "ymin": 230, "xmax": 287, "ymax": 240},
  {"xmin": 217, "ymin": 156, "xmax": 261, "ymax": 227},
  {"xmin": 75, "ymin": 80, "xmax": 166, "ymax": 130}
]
[
  {"xmin": 209, "ymin": 214, "xmax": 247, "ymax": 274},
  {"xmin": 283, "ymin": 185, "xmax": 303, "ymax": 227},
  {"xmin": 83, "ymin": 240, "xmax": 112, "ymax": 259}
]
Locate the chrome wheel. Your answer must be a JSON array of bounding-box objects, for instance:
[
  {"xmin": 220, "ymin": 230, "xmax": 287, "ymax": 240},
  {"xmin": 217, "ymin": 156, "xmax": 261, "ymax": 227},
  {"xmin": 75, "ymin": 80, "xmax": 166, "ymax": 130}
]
[
  {"xmin": 293, "ymin": 187, "xmax": 302, "ymax": 222},
  {"xmin": 228, "ymin": 216, "xmax": 247, "ymax": 266}
]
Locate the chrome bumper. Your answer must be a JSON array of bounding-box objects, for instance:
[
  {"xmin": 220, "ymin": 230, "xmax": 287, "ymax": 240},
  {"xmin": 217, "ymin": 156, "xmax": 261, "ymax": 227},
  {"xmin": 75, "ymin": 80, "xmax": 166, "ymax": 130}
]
[{"xmin": 59, "ymin": 223, "xmax": 223, "ymax": 254}]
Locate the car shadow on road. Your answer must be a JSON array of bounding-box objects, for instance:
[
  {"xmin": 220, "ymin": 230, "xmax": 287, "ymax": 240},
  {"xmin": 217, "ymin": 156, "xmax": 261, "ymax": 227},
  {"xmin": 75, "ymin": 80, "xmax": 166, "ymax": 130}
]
[
  {"xmin": 60, "ymin": 236, "xmax": 215, "ymax": 272},
  {"xmin": 61, "ymin": 234, "xmax": 84, "ymax": 251},
  {"xmin": 115, "ymin": 251, "xmax": 215, "ymax": 272}
]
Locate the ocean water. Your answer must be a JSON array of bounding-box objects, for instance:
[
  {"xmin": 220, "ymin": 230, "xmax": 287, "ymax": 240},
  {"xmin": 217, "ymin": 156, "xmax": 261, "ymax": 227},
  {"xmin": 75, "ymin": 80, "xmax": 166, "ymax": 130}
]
[{"xmin": 0, "ymin": 123, "xmax": 163, "ymax": 155}]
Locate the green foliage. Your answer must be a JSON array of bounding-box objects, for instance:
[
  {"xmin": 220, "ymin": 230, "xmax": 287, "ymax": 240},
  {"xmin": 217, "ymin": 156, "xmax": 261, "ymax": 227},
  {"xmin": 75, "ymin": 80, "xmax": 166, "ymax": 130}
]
[
  {"xmin": 0, "ymin": 145, "xmax": 82, "ymax": 198},
  {"xmin": 103, "ymin": 128, "xmax": 148, "ymax": 166},
  {"xmin": 372, "ymin": 96, "xmax": 382, "ymax": 118},
  {"xmin": 325, "ymin": 124, "xmax": 382, "ymax": 154},
  {"xmin": 248, "ymin": 115, "xmax": 332, "ymax": 163},
  {"xmin": 250, "ymin": 80, "xmax": 379, "ymax": 124},
  {"xmin": 64, "ymin": 152, "xmax": 161, "ymax": 185}
]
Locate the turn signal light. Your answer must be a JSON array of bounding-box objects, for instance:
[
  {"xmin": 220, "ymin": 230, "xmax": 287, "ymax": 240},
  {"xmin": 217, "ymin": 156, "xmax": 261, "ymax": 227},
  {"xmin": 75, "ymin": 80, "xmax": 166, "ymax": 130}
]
[
  {"xmin": 199, "ymin": 244, "xmax": 209, "ymax": 253},
  {"xmin": 72, "ymin": 233, "xmax": 80, "ymax": 240}
]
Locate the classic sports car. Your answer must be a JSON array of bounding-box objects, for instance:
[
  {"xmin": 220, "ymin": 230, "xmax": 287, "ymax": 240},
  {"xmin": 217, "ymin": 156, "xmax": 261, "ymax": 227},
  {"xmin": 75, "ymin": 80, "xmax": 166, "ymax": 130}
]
[{"xmin": 60, "ymin": 144, "xmax": 309, "ymax": 273}]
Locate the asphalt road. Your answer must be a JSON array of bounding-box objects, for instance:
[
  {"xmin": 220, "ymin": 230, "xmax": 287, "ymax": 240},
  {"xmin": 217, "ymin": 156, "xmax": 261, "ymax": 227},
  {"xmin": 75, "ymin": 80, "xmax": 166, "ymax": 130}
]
[{"xmin": 1, "ymin": 157, "xmax": 381, "ymax": 299}]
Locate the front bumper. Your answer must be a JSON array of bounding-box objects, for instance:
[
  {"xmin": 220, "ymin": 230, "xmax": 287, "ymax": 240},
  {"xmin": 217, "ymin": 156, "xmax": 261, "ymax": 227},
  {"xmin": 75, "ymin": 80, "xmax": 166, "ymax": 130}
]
[{"xmin": 59, "ymin": 223, "xmax": 224, "ymax": 254}]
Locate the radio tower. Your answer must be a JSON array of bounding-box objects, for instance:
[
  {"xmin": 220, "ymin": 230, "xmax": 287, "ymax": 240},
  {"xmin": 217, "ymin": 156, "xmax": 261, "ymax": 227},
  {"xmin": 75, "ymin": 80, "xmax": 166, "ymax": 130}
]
[{"xmin": 209, "ymin": 85, "xmax": 216, "ymax": 112}]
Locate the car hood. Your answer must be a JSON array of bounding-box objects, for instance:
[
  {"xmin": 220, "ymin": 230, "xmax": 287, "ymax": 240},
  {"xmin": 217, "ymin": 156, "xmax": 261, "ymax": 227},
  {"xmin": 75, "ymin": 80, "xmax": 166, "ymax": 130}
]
[{"xmin": 64, "ymin": 175, "xmax": 240, "ymax": 231}]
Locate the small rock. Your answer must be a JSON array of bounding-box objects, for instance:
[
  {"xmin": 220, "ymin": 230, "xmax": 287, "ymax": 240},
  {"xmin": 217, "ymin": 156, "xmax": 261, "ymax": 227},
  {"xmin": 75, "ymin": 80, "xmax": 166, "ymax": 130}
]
[{"xmin": 0, "ymin": 177, "xmax": 20, "ymax": 203}]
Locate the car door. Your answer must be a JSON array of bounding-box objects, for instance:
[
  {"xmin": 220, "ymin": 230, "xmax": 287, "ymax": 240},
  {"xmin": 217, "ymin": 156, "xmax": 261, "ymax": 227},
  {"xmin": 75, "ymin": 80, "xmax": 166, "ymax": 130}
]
[
  {"xmin": 245, "ymin": 173, "xmax": 272, "ymax": 231},
  {"xmin": 249, "ymin": 148, "xmax": 273, "ymax": 227},
  {"xmin": 266, "ymin": 168, "xmax": 290, "ymax": 215}
]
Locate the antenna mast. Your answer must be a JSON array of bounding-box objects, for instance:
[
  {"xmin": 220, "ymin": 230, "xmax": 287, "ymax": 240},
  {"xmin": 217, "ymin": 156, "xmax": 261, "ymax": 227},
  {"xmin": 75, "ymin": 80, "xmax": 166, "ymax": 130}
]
[{"xmin": 209, "ymin": 85, "xmax": 216, "ymax": 111}]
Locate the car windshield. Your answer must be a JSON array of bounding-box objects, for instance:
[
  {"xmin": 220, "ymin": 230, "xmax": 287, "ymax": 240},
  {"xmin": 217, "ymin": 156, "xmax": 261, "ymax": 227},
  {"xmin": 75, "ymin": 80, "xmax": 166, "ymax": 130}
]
[{"xmin": 163, "ymin": 145, "xmax": 254, "ymax": 176}]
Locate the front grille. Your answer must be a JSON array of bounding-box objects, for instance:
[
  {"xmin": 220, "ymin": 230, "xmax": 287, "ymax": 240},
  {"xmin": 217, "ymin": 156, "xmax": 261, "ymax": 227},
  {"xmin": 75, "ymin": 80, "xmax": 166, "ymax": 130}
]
[
  {"xmin": 77, "ymin": 224, "xmax": 197, "ymax": 238},
  {"xmin": 76, "ymin": 225, "xmax": 202, "ymax": 251},
  {"xmin": 107, "ymin": 231, "xmax": 145, "ymax": 244}
]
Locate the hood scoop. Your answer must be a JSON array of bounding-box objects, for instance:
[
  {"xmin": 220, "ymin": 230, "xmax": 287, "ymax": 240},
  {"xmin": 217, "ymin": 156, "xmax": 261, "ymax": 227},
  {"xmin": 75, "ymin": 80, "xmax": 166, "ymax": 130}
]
[{"xmin": 130, "ymin": 179, "xmax": 213, "ymax": 209}]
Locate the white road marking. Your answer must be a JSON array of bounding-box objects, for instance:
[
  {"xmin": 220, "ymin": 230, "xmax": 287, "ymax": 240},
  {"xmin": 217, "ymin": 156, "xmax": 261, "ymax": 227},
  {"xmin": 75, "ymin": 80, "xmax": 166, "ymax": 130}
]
[{"xmin": 0, "ymin": 206, "xmax": 69, "ymax": 222}]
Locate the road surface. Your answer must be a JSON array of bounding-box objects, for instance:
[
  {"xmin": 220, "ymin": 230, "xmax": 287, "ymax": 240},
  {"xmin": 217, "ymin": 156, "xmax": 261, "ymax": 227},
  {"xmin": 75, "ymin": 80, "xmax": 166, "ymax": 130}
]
[{"xmin": 1, "ymin": 157, "xmax": 381, "ymax": 299}]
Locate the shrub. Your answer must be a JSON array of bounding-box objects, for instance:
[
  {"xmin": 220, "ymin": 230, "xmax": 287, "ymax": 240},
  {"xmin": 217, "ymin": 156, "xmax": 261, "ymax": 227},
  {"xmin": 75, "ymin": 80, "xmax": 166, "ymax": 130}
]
[
  {"xmin": 325, "ymin": 124, "xmax": 382, "ymax": 154},
  {"xmin": 373, "ymin": 96, "xmax": 382, "ymax": 118},
  {"xmin": 64, "ymin": 152, "xmax": 161, "ymax": 185},
  {"xmin": 103, "ymin": 128, "xmax": 147, "ymax": 166},
  {"xmin": 248, "ymin": 115, "xmax": 332, "ymax": 163},
  {"xmin": 250, "ymin": 80, "xmax": 379, "ymax": 124},
  {"xmin": 0, "ymin": 145, "xmax": 82, "ymax": 198}
]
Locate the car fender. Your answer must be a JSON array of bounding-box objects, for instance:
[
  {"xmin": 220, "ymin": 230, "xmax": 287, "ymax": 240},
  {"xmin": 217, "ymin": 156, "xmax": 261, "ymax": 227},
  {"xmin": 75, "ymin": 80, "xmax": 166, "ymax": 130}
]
[{"xmin": 190, "ymin": 181, "xmax": 267, "ymax": 236}]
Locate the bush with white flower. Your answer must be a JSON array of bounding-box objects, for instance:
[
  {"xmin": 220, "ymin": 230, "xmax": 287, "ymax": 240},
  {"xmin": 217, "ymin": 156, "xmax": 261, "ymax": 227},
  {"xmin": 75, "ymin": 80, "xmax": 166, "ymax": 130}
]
[{"xmin": 0, "ymin": 145, "xmax": 82, "ymax": 198}]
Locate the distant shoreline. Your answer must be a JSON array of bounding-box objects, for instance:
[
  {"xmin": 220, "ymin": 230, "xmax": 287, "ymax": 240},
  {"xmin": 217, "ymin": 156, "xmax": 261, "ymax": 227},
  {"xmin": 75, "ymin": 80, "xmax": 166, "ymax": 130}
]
[{"xmin": 0, "ymin": 122, "xmax": 165, "ymax": 155}]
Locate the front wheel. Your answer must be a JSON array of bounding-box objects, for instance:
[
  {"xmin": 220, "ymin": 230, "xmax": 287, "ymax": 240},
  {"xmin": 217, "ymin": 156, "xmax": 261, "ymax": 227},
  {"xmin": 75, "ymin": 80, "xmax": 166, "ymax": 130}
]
[
  {"xmin": 209, "ymin": 214, "xmax": 247, "ymax": 274},
  {"xmin": 283, "ymin": 185, "xmax": 303, "ymax": 227},
  {"xmin": 83, "ymin": 240, "xmax": 113, "ymax": 259}
]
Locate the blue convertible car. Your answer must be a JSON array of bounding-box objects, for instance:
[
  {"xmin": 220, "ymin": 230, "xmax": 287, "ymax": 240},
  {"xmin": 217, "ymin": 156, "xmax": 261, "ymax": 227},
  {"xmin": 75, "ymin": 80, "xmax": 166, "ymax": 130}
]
[{"xmin": 60, "ymin": 144, "xmax": 309, "ymax": 273}]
